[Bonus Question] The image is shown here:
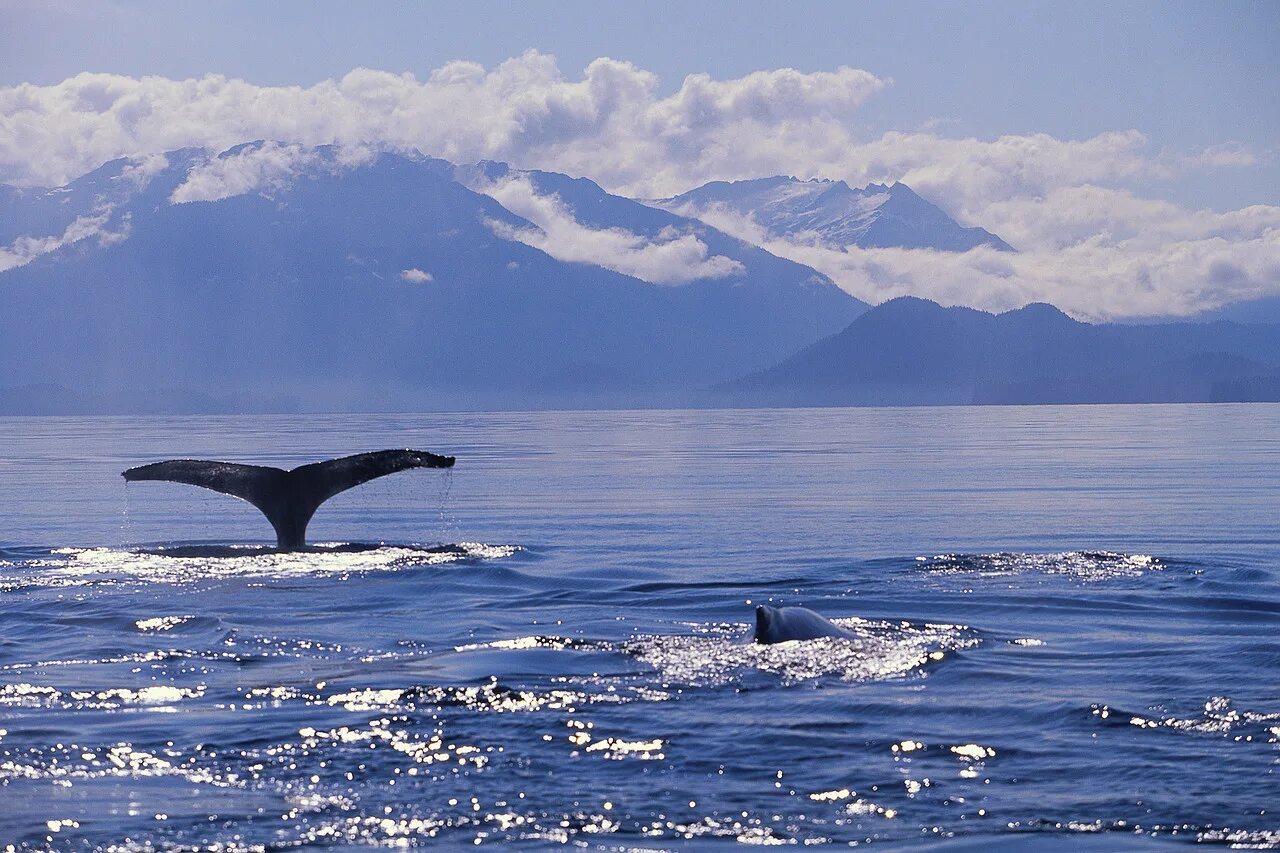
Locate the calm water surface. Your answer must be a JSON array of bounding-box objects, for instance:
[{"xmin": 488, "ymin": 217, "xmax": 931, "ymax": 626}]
[{"xmin": 0, "ymin": 405, "xmax": 1277, "ymax": 850}]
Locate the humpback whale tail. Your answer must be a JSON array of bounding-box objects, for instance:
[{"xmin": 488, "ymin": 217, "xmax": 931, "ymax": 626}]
[{"xmin": 123, "ymin": 449, "xmax": 455, "ymax": 550}]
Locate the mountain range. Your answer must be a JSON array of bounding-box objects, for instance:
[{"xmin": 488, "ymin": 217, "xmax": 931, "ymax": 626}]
[
  {"xmin": 2, "ymin": 143, "xmax": 1274, "ymax": 414},
  {"xmin": 655, "ymin": 176, "xmax": 1014, "ymax": 252},
  {"xmin": 719, "ymin": 297, "xmax": 1280, "ymax": 407},
  {"xmin": 0, "ymin": 144, "xmax": 864, "ymax": 413}
]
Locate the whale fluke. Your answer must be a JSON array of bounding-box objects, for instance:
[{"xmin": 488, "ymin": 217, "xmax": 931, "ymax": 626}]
[
  {"xmin": 123, "ymin": 449, "xmax": 455, "ymax": 550},
  {"xmin": 753, "ymin": 604, "xmax": 855, "ymax": 644}
]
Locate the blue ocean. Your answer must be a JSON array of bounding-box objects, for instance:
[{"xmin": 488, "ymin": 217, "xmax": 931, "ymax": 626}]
[{"xmin": 1, "ymin": 405, "xmax": 1277, "ymax": 849}]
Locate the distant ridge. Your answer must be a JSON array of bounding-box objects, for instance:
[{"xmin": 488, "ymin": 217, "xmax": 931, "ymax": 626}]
[
  {"xmin": 655, "ymin": 176, "xmax": 1013, "ymax": 252},
  {"xmin": 719, "ymin": 297, "xmax": 1280, "ymax": 406},
  {"xmin": 0, "ymin": 144, "xmax": 865, "ymax": 414}
]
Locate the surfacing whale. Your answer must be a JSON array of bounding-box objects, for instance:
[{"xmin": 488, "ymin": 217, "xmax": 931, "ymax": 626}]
[
  {"xmin": 753, "ymin": 604, "xmax": 855, "ymax": 644},
  {"xmin": 122, "ymin": 449, "xmax": 455, "ymax": 551}
]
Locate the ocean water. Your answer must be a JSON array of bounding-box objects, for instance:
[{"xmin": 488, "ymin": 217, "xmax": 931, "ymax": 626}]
[{"xmin": 0, "ymin": 405, "xmax": 1277, "ymax": 850}]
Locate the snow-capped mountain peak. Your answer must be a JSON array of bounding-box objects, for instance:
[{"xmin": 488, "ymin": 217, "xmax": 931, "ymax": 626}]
[{"xmin": 653, "ymin": 175, "xmax": 1013, "ymax": 252}]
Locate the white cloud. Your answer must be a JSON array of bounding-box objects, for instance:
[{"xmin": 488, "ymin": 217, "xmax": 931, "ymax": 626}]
[
  {"xmin": 0, "ymin": 56, "xmax": 886, "ymax": 194},
  {"xmin": 1182, "ymin": 142, "xmax": 1261, "ymax": 169},
  {"xmin": 689, "ymin": 202, "xmax": 1280, "ymax": 320},
  {"xmin": 117, "ymin": 151, "xmax": 169, "ymax": 188},
  {"xmin": 170, "ymin": 142, "xmax": 317, "ymax": 203},
  {"xmin": 399, "ymin": 267, "xmax": 432, "ymax": 283},
  {"xmin": 165, "ymin": 140, "xmax": 379, "ymax": 203},
  {"xmin": 474, "ymin": 174, "xmax": 744, "ymax": 284},
  {"xmin": 0, "ymin": 55, "xmax": 1253, "ymax": 206},
  {"xmin": 0, "ymin": 210, "xmax": 130, "ymax": 272}
]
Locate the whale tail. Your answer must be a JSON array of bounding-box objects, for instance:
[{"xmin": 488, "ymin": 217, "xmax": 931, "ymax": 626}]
[{"xmin": 122, "ymin": 449, "xmax": 455, "ymax": 550}]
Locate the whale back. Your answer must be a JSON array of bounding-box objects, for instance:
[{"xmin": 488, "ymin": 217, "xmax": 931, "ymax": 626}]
[{"xmin": 753, "ymin": 605, "xmax": 854, "ymax": 644}]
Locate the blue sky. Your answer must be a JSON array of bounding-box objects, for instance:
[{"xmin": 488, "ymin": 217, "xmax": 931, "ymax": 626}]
[{"xmin": 1, "ymin": 0, "xmax": 1277, "ymax": 318}]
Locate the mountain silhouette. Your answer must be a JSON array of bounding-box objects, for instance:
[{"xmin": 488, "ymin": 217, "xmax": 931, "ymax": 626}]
[{"xmin": 719, "ymin": 297, "xmax": 1280, "ymax": 406}]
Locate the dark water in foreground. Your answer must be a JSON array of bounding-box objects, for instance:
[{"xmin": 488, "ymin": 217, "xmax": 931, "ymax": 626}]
[{"xmin": 1, "ymin": 405, "xmax": 1278, "ymax": 850}]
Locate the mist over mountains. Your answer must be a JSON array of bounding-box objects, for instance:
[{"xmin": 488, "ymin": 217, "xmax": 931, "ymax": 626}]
[{"xmin": 1, "ymin": 143, "xmax": 1275, "ymax": 414}]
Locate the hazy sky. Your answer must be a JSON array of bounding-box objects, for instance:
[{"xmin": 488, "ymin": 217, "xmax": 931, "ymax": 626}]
[{"xmin": 2, "ymin": 0, "xmax": 1277, "ymax": 317}]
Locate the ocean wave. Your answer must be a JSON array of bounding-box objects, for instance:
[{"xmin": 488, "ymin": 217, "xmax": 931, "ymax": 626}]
[
  {"xmin": 917, "ymin": 551, "xmax": 1161, "ymax": 582},
  {"xmin": 0, "ymin": 681, "xmax": 205, "ymax": 710},
  {"xmin": 620, "ymin": 615, "xmax": 978, "ymax": 687},
  {"xmin": 1020, "ymin": 818, "xmax": 1280, "ymax": 848},
  {"xmin": 1090, "ymin": 696, "xmax": 1280, "ymax": 742}
]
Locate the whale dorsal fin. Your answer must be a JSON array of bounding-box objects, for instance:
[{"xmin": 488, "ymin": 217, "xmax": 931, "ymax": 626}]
[
  {"xmin": 123, "ymin": 449, "xmax": 455, "ymax": 550},
  {"xmin": 753, "ymin": 604, "xmax": 854, "ymax": 644}
]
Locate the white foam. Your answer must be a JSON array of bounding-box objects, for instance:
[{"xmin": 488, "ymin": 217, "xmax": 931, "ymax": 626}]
[
  {"xmin": 623, "ymin": 617, "xmax": 977, "ymax": 687},
  {"xmin": 36, "ymin": 542, "xmax": 517, "ymax": 586},
  {"xmin": 135, "ymin": 615, "xmax": 191, "ymax": 632},
  {"xmin": 919, "ymin": 551, "xmax": 1159, "ymax": 582},
  {"xmin": 0, "ymin": 682, "xmax": 204, "ymax": 708}
]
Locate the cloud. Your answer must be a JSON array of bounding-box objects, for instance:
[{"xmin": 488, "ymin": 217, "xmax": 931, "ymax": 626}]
[
  {"xmin": 170, "ymin": 142, "xmax": 320, "ymax": 203},
  {"xmin": 0, "ymin": 55, "xmax": 1254, "ymax": 205},
  {"xmin": 474, "ymin": 173, "xmax": 744, "ymax": 284},
  {"xmin": 165, "ymin": 142, "xmax": 376, "ymax": 204},
  {"xmin": 399, "ymin": 267, "xmax": 432, "ymax": 283},
  {"xmin": 118, "ymin": 151, "xmax": 169, "ymax": 187},
  {"xmin": 0, "ymin": 55, "xmax": 886, "ymax": 194},
  {"xmin": 0, "ymin": 52, "xmax": 1274, "ymax": 316},
  {"xmin": 1182, "ymin": 142, "xmax": 1261, "ymax": 169},
  {"xmin": 0, "ymin": 209, "xmax": 130, "ymax": 272},
  {"xmin": 688, "ymin": 202, "xmax": 1280, "ymax": 320},
  {"xmin": 168, "ymin": 141, "xmax": 376, "ymax": 203}
]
